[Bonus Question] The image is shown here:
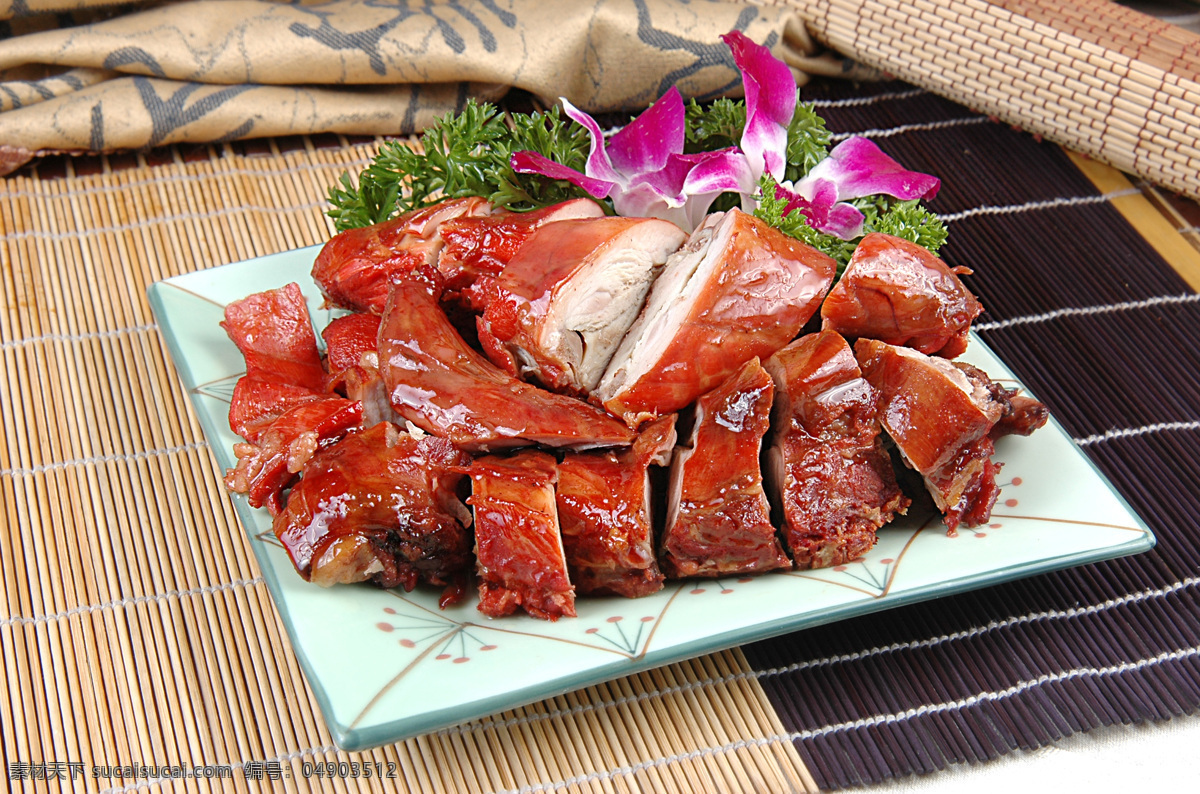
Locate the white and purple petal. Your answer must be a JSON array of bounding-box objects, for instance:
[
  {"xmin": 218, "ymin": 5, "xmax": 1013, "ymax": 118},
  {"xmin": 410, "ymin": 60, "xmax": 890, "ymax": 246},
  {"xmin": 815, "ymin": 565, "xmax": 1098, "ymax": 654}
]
[
  {"xmin": 807, "ymin": 136, "xmax": 941, "ymax": 201},
  {"xmin": 510, "ymin": 150, "xmax": 616, "ymax": 199},
  {"xmin": 605, "ymin": 87, "xmax": 687, "ymax": 178},
  {"xmin": 560, "ymin": 97, "xmax": 622, "ymax": 185},
  {"xmin": 722, "ymin": 30, "xmax": 796, "ymax": 183},
  {"xmin": 774, "ymin": 179, "xmax": 865, "ymax": 239}
]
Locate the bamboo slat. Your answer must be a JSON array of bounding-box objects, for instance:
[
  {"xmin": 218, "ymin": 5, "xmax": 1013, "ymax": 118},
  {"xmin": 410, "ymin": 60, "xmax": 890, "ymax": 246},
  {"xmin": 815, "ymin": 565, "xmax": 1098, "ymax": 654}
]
[{"xmin": 781, "ymin": 0, "xmax": 1200, "ymax": 203}]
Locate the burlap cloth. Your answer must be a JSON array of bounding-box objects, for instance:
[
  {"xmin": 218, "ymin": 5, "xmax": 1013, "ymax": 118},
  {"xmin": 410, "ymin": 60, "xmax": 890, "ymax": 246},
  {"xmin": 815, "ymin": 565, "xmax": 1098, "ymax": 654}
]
[{"xmin": 0, "ymin": 0, "xmax": 876, "ymax": 175}]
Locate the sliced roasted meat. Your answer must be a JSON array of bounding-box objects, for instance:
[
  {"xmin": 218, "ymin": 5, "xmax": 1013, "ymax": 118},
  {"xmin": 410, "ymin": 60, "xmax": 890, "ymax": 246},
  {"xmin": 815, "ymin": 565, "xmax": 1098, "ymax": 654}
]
[
  {"xmin": 661, "ymin": 358, "xmax": 792, "ymax": 578},
  {"xmin": 594, "ymin": 208, "xmax": 836, "ymax": 427},
  {"xmin": 952, "ymin": 361, "xmax": 1050, "ymax": 439},
  {"xmin": 272, "ymin": 422, "xmax": 473, "ymax": 591},
  {"xmin": 821, "ymin": 232, "xmax": 983, "ymax": 358},
  {"xmin": 467, "ymin": 450, "xmax": 575, "ymax": 620},
  {"xmin": 438, "ymin": 198, "xmax": 606, "ymax": 303},
  {"xmin": 222, "ymin": 282, "xmax": 326, "ymax": 391},
  {"xmin": 228, "ymin": 379, "xmax": 324, "ymax": 444},
  {"xmin": 311, "ymin": 197, "xmax": 493, "ymax": 314},
  {"xmin": 377, "ymin": 271, "xmax": 635, "ymax": 451},
  {"xmin": 478, "ymin": 216, "xmax": 686, "ymax": 394},
  {"xmin": 764, "ymin": 331, "xmax": 909, "ymax": 569},
  {"xmin": 224, "ymin": 396, "xmax": 363, "ymax": 515},
  {"xmin": 855, "ymin": 339, "xmax": 1014, "ymax": 533},
  {"xmin": 556, "ymin": 414, "xmax": 676, "ymax": 597},
  {"xmin": 322, "ymin": 312, "xmax": 383, "ymax": 373},
  {"xmin": 321, "ymin": 312, "xmax": 402, "ymax": 428}
]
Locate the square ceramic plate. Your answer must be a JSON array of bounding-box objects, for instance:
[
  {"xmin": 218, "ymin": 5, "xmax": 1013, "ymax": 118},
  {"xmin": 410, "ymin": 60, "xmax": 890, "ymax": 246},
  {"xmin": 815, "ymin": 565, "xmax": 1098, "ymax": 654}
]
[{"xmin": 148, "ymin": 244, "xmax": 1155, "ymax": 751}]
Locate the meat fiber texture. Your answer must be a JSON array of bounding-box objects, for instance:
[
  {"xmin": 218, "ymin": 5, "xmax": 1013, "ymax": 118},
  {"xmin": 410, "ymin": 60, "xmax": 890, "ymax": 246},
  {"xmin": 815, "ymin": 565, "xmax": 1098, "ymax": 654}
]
[
  {"xmin": 662, "ymin": 358, "xmax": 792, "ymax": 578},
  {"xmin": 594, "ymin": 208, "xmax": 836, "ymax": 428},
  {"xmin": 377, "ymin": 270, "xmax": 635, "ymax": 452},
  {"xmin": 764, "ymin": 330, "xmax": 910, "ymax": 569},
  {"xmin": 478, "ymin": 216, "xmax": 688, "ymax": 395}
]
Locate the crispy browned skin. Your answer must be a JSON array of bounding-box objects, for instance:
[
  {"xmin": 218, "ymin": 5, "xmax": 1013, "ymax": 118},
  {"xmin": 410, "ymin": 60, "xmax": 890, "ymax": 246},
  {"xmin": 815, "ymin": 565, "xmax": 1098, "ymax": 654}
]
[
  {"xmin": 468, "ymin": 450, "xmax": 575, "ymax": 620},
  {"xmin": 595, "ymin": 209, "xmax": 836, "ymax": 428},
  {"xmin": 556, "ymin": 415, "xmax": 676, "ymax": 597},
  {"xmin": 312, "ymin": 197, "xmax": 493, "ymax": 313},
  {"xmin": 765, "ymin": 331, "xmax": 909, "ymax": 569},
  {"xmin": 272, "ymin": 422, "xmax": 473, "ymax": 590},
  {"xmin": 855, "ymin": 339, "xmax": 1007, "ymax": 533},
  {"xmin": 477, "ymin": 216, "xmax": 686, "ymax": 395},
  {"xmin": 821, "ymin": 232, "xmax": 983, "ymax": 358},
  {"xmin": 376, "ymin": 271, "xmax": 635, "ymax": 452},
  {"xmin": 661, "ymin": 358, "xmax": 792, "ymax": 578}
]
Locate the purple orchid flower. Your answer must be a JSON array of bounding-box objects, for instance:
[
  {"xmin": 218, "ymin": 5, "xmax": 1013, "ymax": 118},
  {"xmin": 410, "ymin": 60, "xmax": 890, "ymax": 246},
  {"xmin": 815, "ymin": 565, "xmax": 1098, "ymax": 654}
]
[
  {"xmin": 510, "ymin": 87, "xmax": 755, "ymax": 231},
  {"xmin": 721, "ymin": 30, "xmax": 796, "ymax": 183},
  {"xmin": 774, "ymin": 136, "xmax": 942, "ymax": 239}
]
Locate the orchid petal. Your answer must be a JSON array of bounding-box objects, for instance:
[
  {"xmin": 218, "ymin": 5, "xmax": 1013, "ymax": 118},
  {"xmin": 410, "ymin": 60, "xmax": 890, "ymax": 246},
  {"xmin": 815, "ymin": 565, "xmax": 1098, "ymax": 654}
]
[
  {"xmin": 807, "ymin": 136, "xmax": 941, "ymax": 201},
  {"xmin": 606, "ymin": 87, "xmax": 686, "ymax": 177},
  {"xmin": 722, "ymin": 30, "xmax": 796, "ymax": 182},
  {"xmin": 610, "ymin": 180, "xmax": 693, "ymax": 231},
  {"xmin": 560, "ymin": 97, "xmax": 621, "ymax": 185},
  {"xmin": 775, "ymin": 179, "xmax": 865, "ymax": 239},
  {"xmin": 510, "ymin": 150, "xmax": 616, "ymax": 199}
]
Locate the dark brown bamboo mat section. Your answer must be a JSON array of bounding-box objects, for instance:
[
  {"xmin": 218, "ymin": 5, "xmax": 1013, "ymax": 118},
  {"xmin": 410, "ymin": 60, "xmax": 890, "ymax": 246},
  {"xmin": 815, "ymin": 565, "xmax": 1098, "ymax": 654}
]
[
  {"xmin": 0, "ymin": 138, "xmax": 819, "ymax": 792},
  {"xmin": 739, "ymin": 79, "xmax": 1200, "ymax": 789}
]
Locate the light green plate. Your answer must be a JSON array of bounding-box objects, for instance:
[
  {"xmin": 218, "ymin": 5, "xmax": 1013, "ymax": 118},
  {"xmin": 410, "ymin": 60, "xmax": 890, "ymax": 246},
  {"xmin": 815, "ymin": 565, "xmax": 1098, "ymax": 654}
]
[{"xmin": 148, "ymin": 245, "xmax": 1155, "ymax": 751}]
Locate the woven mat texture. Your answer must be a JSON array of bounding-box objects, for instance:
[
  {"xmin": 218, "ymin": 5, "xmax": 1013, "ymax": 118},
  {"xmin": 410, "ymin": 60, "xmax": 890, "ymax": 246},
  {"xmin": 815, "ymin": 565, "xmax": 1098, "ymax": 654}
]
[{"xmin": 3, "ymin": 79, "xmax": 1200, "ymax": 792}]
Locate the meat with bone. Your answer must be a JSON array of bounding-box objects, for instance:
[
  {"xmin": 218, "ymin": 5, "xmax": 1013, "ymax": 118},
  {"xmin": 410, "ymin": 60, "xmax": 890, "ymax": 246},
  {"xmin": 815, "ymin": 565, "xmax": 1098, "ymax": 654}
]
[
  {"xmin": 224, "ymin": 395, "xmax": 363, "ymax": 516},
  {"xmin": 555, "ymin": 414, "xmax": 676, "ymax": 597},
  {"xmin": 594, "ymin": 208, "xmax": 836, "ymax": 427},
  {"xmin": 311, "ymin": 197, "xmax": 493, "ymax": 314},
  {"xmin": 478, "ymin": 216, "xmax": 687, "ymax": 394},
  {"xmin": 272, "ymin": 422, "xmax": 473, "ymax": 591},
  {"xmin": 222, "ymin": 283, "xmax": 363, "ymax": 514},
  {"xmin": 855, "ymin": 338, "xmax": 1023, "ymax": 533},
  {"xmin": 661, "ymin": 358, "xmax": 792, "ymax": 577},
  {"xmin": 764, "ymin": 331, "xmax": 909, "ymax": 569},
  {"xmin": 437, "ymin": 198, "xmax": 606, "ymax": 305},
  {"xmin": 821, "ymin": 232, "xmax": 983, "ymax": 359},
  {"xmin": 322, "ymin": 312, "xmax": 403, "ymax": 428},
  {"xmin": 377, "ymin": 269, "xmax": 635, "ymax": 452},
  {"xmin": 467, "ymin": 450, "xmax": 576, "ymax": 620}
]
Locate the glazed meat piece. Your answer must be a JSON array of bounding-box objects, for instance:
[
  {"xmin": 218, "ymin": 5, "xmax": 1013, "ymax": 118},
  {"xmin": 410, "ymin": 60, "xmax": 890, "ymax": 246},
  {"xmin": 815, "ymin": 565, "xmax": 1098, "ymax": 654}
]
[
  {"xmin": 662, "ymin": 358, "xmax": 792, "ymax": 578},
  {"xmin": 594, "ymin": 208, "xmax": 836, "ymax": 427},
  {"xmin": 222, "ymin": 282, "xmax": 326, "ymax": 391},
  {"xmin": 855, "ymin": 339, "xmax": 1014, "ymax": 533},
  {"xmin": 467, "ymin": 450, "xmax": 575, "ymax": 620},
  {"xmin": 228, "ymin": 379, "xmax": 323, "ymax": 444},
  {"xmin": 821, "ymin": 232, "xmax": 983, "ymax": 358},
  {"xmin": 556, "ymin": 415, "xmax": 676, "ymax": 597},
  {"xmin": 377, "ymin": 270, "xmax": 635, "ymax": 451},
  {"xmin": 322, "ymin": 312, "xmax": 382, "ymax": 373},
  {"xmin": 272, "ymin": 422, "xmax": 473, "ymax": 591},
  {"xmin": 953, "ymin": 361, "xmax": 1050, "ymax": 439},
  {"xmin": 438, "ymin": 198, "xmax": 606, "ymax": 301},
  {"xmin": 478, "ymin": 216, "xmax": 686, "ymax": 394},
  {"xmin": 764, "ymin": 331, "xmax": 909, "ymax": 569},
  {"xmin": 322, "ymin": 312, "xmax": 402, "ymax": 428},
  {"xmin": 311, "ymin": 197, "xmax": 493, "ymax": 314},
  {"xmin": 224, "ymin": 396, "xmax": 363, "ymax": 515}
]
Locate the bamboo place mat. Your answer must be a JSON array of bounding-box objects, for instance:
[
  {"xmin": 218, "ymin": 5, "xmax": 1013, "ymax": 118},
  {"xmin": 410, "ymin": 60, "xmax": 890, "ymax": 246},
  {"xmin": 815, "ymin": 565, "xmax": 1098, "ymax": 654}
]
[{"xmin": 4, "ymin": 82, "xmax": 1200, "ymax": 793}]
